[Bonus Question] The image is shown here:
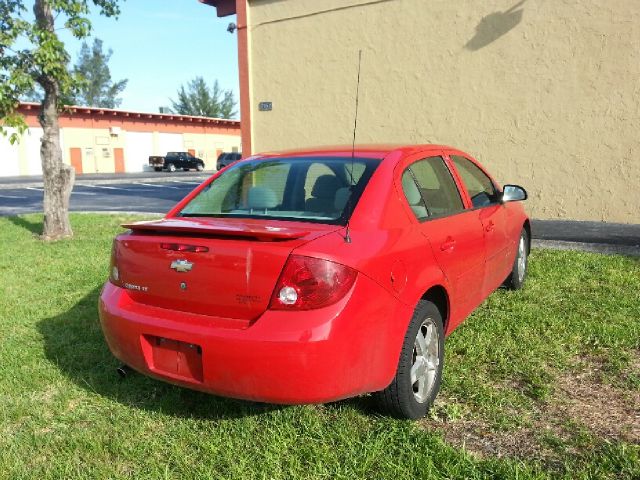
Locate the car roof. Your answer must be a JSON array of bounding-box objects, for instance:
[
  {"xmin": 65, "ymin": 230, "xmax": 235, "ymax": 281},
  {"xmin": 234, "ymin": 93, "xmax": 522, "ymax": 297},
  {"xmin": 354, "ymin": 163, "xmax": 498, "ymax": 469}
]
[{"xmin": 252, "ymin": 144, "xmax": 465, "ymax": 161}]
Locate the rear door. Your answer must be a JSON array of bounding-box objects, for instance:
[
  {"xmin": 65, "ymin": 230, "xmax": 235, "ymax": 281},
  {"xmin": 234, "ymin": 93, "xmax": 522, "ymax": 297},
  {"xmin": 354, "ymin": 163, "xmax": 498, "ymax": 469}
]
[
  {"xmin": 448, "ymin": 154, "xmax": 510, "ymax": 295},
  {"xmin": 399, "ymin": 153, "xmax": 486, "ymax": 326}
]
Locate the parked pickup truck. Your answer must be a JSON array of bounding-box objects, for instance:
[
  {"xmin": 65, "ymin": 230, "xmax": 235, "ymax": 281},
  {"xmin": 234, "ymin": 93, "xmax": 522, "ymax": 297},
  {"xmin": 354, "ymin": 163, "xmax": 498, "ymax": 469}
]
[{"xmin": 149, "ymin": 152, "xmax": 205, "ymax": 172}]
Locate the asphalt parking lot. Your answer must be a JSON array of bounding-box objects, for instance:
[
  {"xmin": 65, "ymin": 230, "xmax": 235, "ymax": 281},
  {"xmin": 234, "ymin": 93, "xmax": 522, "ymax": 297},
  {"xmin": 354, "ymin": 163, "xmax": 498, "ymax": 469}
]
[{"xmin": 0, "ymin": 173, "xmax": 209, "ymax": 216}]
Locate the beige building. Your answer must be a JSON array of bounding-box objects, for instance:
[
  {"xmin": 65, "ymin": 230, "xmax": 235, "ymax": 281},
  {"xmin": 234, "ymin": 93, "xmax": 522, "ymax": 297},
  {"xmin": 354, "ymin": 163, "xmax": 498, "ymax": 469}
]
[
  {"xmin": 2, "ymin": 103, "xmax": 241, "ymax": 176},
  {"xmin": 203, "ymin": 0, "xmax": 639, "ymax": 223}
]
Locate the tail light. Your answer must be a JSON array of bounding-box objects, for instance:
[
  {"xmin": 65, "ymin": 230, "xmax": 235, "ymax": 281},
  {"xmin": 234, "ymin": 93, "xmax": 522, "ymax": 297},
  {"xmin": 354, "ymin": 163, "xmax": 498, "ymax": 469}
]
[
  {"xmin": 269, "ymin": 255, "xmax": 357, "ymax": 311},
  {"xmin": 109, "ymin": 240, "xmax": 122, "ymax": 287}
]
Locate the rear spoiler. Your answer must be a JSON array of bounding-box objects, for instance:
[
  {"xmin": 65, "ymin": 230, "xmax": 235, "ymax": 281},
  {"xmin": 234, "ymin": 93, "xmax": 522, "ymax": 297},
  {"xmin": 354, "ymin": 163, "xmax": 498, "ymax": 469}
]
[{"xmin": 121, "ymin": 218, "xmax": 309, "ymax": 241}]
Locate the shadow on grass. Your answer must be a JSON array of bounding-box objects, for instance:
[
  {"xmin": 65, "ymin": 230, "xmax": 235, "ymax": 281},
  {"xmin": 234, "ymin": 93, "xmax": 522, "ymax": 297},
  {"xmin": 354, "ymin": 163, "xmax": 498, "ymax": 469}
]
[
  {"xmin": 7, "ymin": 215, "xmax": 42, "ymax": 236},
  {"xmin": 626, "ymin": 254, "xmax": 640, "ymax": 265},
  {"xmin": 38, "ymin": 286, "xmax": 375, "ymax": 420}
]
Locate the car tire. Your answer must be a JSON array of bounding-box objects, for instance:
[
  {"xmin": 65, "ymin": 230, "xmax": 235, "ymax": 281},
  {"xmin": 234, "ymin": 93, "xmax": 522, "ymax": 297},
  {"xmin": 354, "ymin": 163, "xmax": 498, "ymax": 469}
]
[
  {"xmin": 196, "ymin": 163, "xmax": 204, "ymax": 172},
  {"xmin": 504, "ymin": 228, "xmax": 529, "ymax": 290},
  {"xmin": 376, "ymin": 300, "xmax": 444, "ymax": 419},
  {"xmin": 154, "ymin": 167, "xmax": 162, "ymax": 172},
  {"xmin": 167, "ymin": 163, "xmax": 176, "ymax": 172}
]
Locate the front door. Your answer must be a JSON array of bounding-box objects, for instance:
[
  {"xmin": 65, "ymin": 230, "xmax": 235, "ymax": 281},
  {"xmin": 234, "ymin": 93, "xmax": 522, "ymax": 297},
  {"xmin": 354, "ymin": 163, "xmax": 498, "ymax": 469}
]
[
  {"xmin": 114, "ymin": 148, "xmax": 125, "ymax": 173},
  {"xmin": 70, "ymin": 148, "xmax": 83, "ymax": 174},
  {"xmin": 449, "ymin": 154, "xmax": 510, "ymax": 295}
]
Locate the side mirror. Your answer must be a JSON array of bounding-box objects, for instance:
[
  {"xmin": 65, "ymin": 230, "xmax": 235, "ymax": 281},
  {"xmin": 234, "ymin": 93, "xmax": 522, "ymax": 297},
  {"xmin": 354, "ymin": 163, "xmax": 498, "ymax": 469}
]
[{"xmin": 501, "ymin": 184, "xmax": 527, "ymax": 203}]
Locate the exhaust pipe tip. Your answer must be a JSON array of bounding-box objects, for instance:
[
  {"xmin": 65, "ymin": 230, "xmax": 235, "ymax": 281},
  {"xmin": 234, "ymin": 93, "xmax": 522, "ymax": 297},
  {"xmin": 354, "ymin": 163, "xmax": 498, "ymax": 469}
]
[{"xmin": 116, "ymin": 365, "xmax": 131, "ymax": 379}]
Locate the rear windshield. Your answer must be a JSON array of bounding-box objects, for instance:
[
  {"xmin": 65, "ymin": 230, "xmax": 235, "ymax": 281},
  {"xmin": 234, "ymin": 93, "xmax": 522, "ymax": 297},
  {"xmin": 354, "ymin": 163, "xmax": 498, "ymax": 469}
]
[{"xmin": 178, "ymin": 156, "xmax": 380, "ymax": 225}]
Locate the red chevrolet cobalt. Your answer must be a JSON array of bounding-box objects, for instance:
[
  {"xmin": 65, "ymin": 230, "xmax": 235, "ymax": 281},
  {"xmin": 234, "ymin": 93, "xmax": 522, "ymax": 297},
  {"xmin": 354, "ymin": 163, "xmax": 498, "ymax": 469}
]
[{"xmin": 99, "ymin": 145, "xmax": 529, "ymax": 419}]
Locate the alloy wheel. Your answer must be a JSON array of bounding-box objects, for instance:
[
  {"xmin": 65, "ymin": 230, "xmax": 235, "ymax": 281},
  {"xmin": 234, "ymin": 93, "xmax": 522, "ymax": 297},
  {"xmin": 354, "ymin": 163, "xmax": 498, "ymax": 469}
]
[
  {"xmin": 517, "ymin": 235, "xmax": 527, "ymax": 283},
  {"xmin": 411, "ymin": 318, "xmax": 440, "ymax": 403}
]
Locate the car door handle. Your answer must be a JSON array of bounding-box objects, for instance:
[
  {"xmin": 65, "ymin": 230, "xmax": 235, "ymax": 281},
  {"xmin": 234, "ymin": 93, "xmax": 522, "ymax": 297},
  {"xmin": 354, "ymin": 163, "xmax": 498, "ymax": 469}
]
[
  {"xmin": 485, "ymin": 220, "xmax": 495, "ymax": 232},
  {"xmin": 440, "ymin": 237, "xmax": 456, "ymax": 252}
]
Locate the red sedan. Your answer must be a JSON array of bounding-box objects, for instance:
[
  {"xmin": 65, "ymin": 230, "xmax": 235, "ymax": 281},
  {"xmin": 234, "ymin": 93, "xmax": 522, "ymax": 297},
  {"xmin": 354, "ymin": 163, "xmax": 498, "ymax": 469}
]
[{"xmin": 99, "ymin": 145, "xmax": 529, "ymax": 419}]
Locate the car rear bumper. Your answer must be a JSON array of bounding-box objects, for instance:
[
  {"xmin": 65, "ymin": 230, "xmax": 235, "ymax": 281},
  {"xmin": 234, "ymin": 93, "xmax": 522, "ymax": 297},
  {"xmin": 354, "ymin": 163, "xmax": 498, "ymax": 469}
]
[{"xmin": 98, "ymin": 274, "xmax": 411, "ymax": 404}]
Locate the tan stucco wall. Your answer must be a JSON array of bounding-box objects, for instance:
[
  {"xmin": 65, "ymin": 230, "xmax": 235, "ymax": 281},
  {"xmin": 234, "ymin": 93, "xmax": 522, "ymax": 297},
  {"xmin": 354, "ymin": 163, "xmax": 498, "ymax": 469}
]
[
  {"xmin": 246, "ymin": 0, "xmax": 640, "ymax": 223},
  {"xmin": 62, "ymin": 127, "xmax": 126, "ymax": 174}
]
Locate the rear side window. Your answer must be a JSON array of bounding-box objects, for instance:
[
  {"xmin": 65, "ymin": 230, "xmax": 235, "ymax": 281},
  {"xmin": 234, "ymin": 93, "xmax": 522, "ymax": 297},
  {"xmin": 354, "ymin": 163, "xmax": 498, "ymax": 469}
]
[
  {"xmin": 402, "ymin": 156, "xmax": 464, "ymax": 219},
  {"xmin": 401, "ymin": 171, "xmax": 428, "ymax": 221},
  {"xmin": 451, "ymin": 155, "xmax": 499, "ymax": 208}
]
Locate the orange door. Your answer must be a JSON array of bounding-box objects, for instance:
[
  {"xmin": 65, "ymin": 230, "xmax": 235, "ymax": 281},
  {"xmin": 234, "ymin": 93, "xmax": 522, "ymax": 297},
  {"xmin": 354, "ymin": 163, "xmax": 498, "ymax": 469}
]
[
  {"xmin": 70, "ymin": 148, "xmax": 83, "ymax": 174},
  {"xmin": 188, "ymin": 149, "xmax": 196, "ymax": 156},
  {"xmin": 114, "ymin": 148, "xmax": 125, "ymax": 173}
]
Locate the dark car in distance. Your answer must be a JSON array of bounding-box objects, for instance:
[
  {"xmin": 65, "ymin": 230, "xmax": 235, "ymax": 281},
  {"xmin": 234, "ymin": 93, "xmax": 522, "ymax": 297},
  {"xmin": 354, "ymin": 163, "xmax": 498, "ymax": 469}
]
[
  {"xmin": 217, "ymin": 152, "xmax": 242, "ymax": 170},
  {"xmin": 149, "ymin": 152, "xmax": 205, "ymax": 172}
]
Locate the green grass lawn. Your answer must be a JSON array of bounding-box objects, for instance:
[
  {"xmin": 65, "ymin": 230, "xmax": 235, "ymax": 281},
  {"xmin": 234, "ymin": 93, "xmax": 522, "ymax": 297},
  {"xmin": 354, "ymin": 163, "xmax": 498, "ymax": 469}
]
[{"xmin": 0, "ymin": 214, "xmax": 638, "ymax": 479}]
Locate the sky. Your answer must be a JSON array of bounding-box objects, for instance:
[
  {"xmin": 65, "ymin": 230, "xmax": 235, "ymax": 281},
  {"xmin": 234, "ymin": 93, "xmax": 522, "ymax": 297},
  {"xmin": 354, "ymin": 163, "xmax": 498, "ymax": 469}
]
[{"xmin": 58, "ymin": 0, "xmax": 240, "ymax": 115}]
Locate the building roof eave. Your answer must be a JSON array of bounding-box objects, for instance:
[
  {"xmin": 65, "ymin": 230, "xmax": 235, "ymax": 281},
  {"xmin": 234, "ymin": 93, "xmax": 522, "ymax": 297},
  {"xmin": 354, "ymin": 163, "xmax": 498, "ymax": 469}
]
[
  {"xmin": 15, "ymin": 102, "xmax": 241, "ymax": 127},
  {"xmin": 199, "ymin": 0, "xmax": 236, "ymax": 17}
]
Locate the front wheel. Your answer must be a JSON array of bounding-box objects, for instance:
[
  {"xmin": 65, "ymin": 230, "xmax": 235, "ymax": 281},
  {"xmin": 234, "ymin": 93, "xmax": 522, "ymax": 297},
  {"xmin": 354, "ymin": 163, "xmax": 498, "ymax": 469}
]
[
  {"xmin": 196, "ymin": 163, "xmax": 204, "ymax": 172},
  {"xmin": 376, "ymin": 300, "xmax": 444, "ymax": 419},
  {"xmin": 504, "ymin": 228, "xmax": 529, "ymax": 290}
]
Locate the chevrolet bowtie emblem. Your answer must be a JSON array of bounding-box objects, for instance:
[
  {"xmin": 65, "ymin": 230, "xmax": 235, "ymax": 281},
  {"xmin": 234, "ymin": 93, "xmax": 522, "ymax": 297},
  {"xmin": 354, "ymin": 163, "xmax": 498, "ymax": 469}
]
[{"xmin": 170, "ymin": 259, "xmax": 193, "ymax": 272}]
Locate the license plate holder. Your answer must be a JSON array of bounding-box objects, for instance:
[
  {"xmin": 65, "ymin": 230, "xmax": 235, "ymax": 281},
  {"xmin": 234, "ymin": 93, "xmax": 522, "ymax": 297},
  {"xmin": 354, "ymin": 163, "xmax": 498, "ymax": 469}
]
[{"xmin": 146, "ymin": 335, "xmax": 203, "ymax": 382}]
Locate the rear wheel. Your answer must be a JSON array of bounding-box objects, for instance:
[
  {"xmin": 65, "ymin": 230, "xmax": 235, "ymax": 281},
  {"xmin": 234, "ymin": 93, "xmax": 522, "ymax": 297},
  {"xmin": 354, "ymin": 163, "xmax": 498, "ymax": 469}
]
[
  {"xmin": 154, "ymin": 167, "xmax": 162, "ymax": 172},
  {"xmin": 167, "ymin": 163, "xmax": 176, "ymax": 172},
  {"xmin": 504, "ymin": 228, "xmax": 529, "ymax": 290},
  {"xmin": 376, "ymin": 300, "xmax": 444, "ymax": 419}
]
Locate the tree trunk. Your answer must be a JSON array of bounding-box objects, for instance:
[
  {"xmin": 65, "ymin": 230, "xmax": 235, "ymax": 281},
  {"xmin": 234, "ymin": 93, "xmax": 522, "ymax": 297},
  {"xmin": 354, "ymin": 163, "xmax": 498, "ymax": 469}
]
[{"xmin": 34, "ymin": 0, "xmax": 74, "ymax": 240}]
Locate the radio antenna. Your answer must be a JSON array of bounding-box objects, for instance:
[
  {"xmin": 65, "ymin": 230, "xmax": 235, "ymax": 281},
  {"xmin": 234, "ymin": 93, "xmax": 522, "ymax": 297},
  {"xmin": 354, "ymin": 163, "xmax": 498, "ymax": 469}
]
[{"xmin": 344, "ymin": 49, "xmax": 362, "ymax": 244}]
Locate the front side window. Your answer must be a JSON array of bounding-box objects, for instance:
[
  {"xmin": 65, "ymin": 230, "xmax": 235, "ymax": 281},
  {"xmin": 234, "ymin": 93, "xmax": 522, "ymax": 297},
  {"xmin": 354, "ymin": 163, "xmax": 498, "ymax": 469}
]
[
  {"xmin": 451, "ymin": 155, "xmax": 499, "ymax": 208},
  {"xmin": 401, "ymin": 156, "xmax": 464, "ymax": 219},
  {"xmin": 179, "ymin": 156, "xmax": 380, "ymax": 225}
]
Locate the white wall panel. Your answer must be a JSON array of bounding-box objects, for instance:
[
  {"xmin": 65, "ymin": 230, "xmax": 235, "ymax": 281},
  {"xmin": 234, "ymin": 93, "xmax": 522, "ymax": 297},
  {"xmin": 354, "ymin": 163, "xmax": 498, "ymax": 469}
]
[
  {"xmin": 0, "ymin": 130, "xmax": 21, "ymax": 177},
  {"xmin": 125, "ymin": 132, "xmax": 154, "ymax": 172},
  {"xmin": 157, "ymin": 133, "xmax": 183, "ymax": 156},
  {"xmin": 25, "ymin": 128, "xmax": 43, "ymax": 176}
]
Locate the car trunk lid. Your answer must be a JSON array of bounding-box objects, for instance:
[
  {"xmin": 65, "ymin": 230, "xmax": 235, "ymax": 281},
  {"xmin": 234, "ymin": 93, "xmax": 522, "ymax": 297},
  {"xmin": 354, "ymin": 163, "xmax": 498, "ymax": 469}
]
[{"xmin": 114, "ymin": 217, "xmax": 339, "ymax": 321}]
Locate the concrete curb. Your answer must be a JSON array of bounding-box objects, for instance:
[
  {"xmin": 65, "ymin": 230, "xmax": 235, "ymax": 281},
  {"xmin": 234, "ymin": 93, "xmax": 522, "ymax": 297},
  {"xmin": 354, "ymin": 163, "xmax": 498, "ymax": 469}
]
[{"xmin": 532, "ymin": 239, "xmax": 640, "ymax": 257}]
